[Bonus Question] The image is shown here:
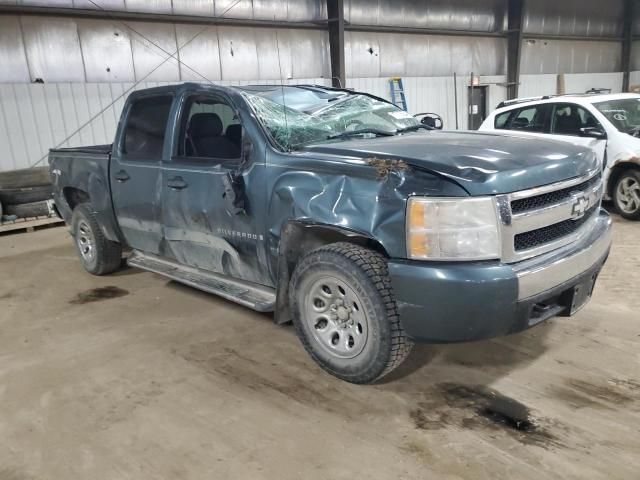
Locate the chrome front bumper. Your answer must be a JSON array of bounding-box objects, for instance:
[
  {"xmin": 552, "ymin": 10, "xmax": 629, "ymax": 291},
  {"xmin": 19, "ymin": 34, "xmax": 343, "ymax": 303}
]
[{"xmin": 514, "ymin": 208, "xmax": 612, "ymax": 300}]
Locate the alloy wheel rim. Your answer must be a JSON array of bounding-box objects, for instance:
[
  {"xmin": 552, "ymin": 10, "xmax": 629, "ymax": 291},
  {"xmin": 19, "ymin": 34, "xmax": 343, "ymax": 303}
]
[
  {"xmin": 302, "ymin": 275, "xmax": 369, "ymax": 359},
  {"xmin": 616, "ymin": 177, "xmax": 640, "ymax": 214}
]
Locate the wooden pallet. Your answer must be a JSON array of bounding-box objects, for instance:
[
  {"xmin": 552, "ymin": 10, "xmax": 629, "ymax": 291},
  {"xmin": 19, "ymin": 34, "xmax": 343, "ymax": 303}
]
[{"xmin": 0, "ymin": 216, "xmax": 65, "ymax": 236}]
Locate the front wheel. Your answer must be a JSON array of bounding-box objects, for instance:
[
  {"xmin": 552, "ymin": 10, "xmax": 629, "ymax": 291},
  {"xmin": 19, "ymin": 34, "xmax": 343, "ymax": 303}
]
[
  {"xmin": 613, "ymin": 169, "xmax": 640, "ymax": 220},
  {"xmin": 290, "ymin": 242, "xmax": 413, "ymax": 384},
  {"xmin": 71, "ymin": 203, "xmax": 122, "ymax": 275}
]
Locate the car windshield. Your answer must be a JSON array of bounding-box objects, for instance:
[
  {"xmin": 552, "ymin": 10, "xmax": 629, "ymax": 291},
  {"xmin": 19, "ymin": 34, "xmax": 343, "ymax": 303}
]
[
  {"xmin": 239, "ymin": 86, "xmax": 419, "ymax": 151},
  {"xmin": 592, "ymin": 97, "xmax": 640, "ymax": 134}
]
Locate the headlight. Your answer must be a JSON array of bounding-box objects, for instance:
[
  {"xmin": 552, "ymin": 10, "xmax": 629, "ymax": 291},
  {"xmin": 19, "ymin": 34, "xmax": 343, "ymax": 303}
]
[{"xmin": 407, "ymin": 196, "xmax": 500, "ymax": 260}]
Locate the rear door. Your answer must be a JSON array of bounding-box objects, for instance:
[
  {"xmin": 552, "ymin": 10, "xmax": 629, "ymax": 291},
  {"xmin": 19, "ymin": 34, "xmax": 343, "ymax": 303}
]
[
  {"xmin": 160, "ymin": 91, "xmax": 271, "ymax": 285},
  {"xmin": 110, "ymin": 93, "xmax": 173, "ymax": 254}
]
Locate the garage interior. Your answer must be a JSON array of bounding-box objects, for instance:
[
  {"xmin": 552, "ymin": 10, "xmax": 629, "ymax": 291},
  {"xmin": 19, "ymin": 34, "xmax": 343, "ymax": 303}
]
[{"xmin": 1, "ymin": 1, "xmax": 640, "ymax": 479}]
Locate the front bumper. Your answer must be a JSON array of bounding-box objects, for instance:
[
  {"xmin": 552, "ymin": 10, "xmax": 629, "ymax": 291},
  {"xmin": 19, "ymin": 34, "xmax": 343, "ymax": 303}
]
[{"xmin": 388, "ymin": 208, "xmax": 612, "ymax": 343}]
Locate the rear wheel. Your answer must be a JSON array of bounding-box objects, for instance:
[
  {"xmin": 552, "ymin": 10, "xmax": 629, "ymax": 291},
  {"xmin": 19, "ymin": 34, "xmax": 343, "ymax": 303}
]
[
  {"xmin": 613, "ymin": 169, "xmax": 640, "ymax": 220},
  {"xmin": 290, "ymin": 242, "xmax": 412, "ymax": 384},
  {"xmin": 71, "ymin": 204, "xmax": 122, "ymax": 275}
]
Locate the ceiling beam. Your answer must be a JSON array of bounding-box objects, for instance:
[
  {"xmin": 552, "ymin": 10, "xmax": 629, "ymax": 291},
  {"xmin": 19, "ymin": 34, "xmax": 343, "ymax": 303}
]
[{"xmin": 0, "ymin": 5, "xmax": 326, "ymax": 30}]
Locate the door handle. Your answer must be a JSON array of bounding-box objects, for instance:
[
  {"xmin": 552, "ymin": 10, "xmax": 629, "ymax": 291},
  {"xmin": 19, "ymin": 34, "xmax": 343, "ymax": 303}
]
[
  {"xmin": 114, "ymin": 170, "xmax": 130, "ymax": 182},
  {"xmin": 167, "ymin": 176, "xmax": 188, "ymax": 190}
]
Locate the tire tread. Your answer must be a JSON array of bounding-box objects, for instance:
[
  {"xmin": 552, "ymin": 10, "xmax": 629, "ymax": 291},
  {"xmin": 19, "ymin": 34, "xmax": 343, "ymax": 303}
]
[{"xmin": 291, "ymin": 242, "xmax": 413, "ymax": 383}]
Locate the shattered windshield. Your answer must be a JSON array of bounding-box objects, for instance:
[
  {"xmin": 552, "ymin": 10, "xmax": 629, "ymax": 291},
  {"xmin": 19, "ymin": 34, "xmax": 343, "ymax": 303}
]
[
  {"xmin": 240, "ymin": 86, "xmax": 419, "ymax": 151},
  {"xmin": 593, "ymin": 97, "xmax": 640, "ymax": 135}
]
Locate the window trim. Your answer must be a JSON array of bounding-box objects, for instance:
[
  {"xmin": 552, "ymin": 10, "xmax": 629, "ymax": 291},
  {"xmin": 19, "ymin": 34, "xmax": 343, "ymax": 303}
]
[
  {"xmin": 170, "ymin": 91, "xmax": 243, "ymax": 167},
  {"xmin": 119, "ymin": 93, "xmax": 174, "ymax": 161}
]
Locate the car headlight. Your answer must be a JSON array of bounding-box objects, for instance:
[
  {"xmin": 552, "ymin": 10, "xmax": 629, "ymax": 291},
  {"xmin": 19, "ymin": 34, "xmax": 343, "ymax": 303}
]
[{"xmin": 407, "ymin": 196, "xmax": 501, "ymax": 260}]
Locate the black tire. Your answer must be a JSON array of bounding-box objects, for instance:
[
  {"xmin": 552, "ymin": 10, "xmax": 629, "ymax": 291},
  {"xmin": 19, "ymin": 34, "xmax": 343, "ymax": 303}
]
[
  {"xmin": 4, "ymin": 200, "xmax": 50, "ymax": 218},
  {"xmin": 0, "ymin": 167, "xmax": 51, "ymax": 190},
  {"xmin": 0, "ymin": 185, "xmax": 52, "ymax": 206},
  {"xmin": 290, "ymin": 242, "xmax": 413, "ymax": 384},
  {"xmin": 613, "ymin": 169, "xmax": 640, "ymax": 221},
  {"xmin": 71, "ymin": 203, "xmax": 122, "ymax": 275}
]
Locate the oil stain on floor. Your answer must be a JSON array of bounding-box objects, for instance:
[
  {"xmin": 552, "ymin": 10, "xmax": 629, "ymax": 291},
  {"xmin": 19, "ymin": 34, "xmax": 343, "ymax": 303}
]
[
  {"xmin": 69, "ymin": 286, "xmax": 129, "ymax": 305},
  {"xmin": 409, "ymin": 383, "xmax": 561, "ymax": 449}
]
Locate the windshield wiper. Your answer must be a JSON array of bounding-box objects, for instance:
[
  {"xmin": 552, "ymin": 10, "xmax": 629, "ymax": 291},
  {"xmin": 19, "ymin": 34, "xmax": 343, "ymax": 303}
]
[
  {"xmin": 395, "ymin": 124, "xmax": 433, "ymax": 134},
  {"xmin": 327, "ymin": 128, "xmax": 396, "ymax": 140}
]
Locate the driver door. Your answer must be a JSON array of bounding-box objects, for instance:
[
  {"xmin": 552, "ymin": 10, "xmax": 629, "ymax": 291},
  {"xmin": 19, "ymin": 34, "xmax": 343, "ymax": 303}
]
[{"xmin": 160, "ymin": 91, "xmax": 271, "ymax": 286}]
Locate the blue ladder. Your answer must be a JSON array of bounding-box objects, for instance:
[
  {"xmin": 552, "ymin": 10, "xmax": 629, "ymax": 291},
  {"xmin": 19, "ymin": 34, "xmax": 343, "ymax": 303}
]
[{"xmin": 389, "ymin": 77, "xmax": 408, "ymax": 111}]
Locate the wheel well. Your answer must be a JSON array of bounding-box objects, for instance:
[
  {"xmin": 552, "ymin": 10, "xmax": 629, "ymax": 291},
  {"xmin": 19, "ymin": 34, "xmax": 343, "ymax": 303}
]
[
  {"xmin": 274, "ymin": 222, "xmax": 388, "ymax": 324},
  {"xmin": 63, "ymin": 187, "xmax": 90, "ymax": 210},
  {"xmin": 607, "ymin": 162, "xmax": 640, "ymax": 198}
]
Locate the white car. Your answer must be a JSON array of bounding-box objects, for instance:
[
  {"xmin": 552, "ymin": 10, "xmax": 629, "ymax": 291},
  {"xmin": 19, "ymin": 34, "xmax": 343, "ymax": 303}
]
[{"xmin": 480, "ymin": 93, "xmax": 640, "ymax": 220}]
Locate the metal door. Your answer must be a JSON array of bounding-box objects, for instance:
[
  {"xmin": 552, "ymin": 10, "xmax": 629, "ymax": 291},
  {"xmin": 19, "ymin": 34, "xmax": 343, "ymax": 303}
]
[{"xmin": 110, "ymin": 93, "xmax": 173, "ymax": 254}]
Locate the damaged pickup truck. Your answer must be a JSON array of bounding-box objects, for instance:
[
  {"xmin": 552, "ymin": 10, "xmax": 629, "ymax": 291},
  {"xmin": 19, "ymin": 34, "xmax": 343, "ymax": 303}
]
[{"xmin": 50, "ymin": 83, "xmax": 612, "ymax": 384}]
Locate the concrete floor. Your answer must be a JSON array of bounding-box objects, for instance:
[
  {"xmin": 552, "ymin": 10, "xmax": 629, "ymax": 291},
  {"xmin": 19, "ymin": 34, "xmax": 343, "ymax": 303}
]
[{"xmin": 0, "ymin": 215, "xmax": 639, "ymax": 480}]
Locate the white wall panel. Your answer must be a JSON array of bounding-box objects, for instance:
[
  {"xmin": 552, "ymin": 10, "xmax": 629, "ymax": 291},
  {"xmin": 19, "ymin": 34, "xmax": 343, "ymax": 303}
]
[
  {"xmin": 20, "ymin": 16, "xmax": 86, "ymax": 82},
  {"xmin": 175, "ymin": 25, "xmax": 222, "ymax": 82},
  {"xmin": 128, "ymin": 21, "xmax": 180, "ymax": 81},
  {"xmin": 565, "ymin": 72, "xmax": 623, "ymax": 94},
  {"xmin": 519, "ymin": 74, "xmax": 557, "ymax": 98},
  {"xmin": 521, "ymin": 39, "xmax": 621, "ymax": 74},
  {"xmin": 77, "ymin": 20, "xmax": 136, "ymax": 82},
  {"xmin": 631, "ymin": 72, "xmax": 640, "ymax": 87},
  {"xmin": 519, "ymin": 72, "xmax": 624, "ymax": 98},
  {"xmin": 0, "ymin": 79, "xmax": 328, "ymax": 171},
  {"xmin": 346, "ymin": 32, "xmax": 506, "ymax": 78},
  {"xmin": 0, "ymin": 16, "xmax": 30, "ymax": 83}
]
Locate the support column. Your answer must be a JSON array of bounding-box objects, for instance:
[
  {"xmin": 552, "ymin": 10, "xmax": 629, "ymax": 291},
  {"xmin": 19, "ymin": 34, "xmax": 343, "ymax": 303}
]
[
  {"xmin": 326, "ymin": 0, "xmax": 345, "ymax": 88},
  {"xmin": 506, "ymin": 0, "xmax": 524, "ymax": 99},
  {"xmin": 622, "ymin": 0, "xmax": 635, "ymax": 92}
]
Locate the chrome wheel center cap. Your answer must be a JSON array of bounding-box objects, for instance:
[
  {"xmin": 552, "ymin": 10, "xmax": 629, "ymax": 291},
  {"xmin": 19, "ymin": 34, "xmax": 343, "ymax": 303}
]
[{"xmin": 337, "ymin": 306, "xmax": 349, "ymax": 322}]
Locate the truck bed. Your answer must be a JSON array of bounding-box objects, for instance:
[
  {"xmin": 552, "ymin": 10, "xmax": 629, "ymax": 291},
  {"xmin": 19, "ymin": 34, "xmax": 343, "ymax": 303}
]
[{"xmin": 49, "ymin": 144, "xmax": 112, "ymax": 155}]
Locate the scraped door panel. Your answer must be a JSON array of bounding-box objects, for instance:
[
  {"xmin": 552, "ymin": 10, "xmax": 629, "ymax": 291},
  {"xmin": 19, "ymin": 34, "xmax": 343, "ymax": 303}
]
[
  {"xmin": 160, "ymin": 93, "xmax": 271, "ymax": 286},
  {"xmin": 160, "ymin": 162, "xmax": 271, "ymax": 286}
]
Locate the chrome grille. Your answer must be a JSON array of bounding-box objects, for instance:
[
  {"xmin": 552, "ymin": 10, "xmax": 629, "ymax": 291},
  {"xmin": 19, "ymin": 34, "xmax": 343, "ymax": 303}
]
[
  {"xmin": 510, "ymin": 173, "xmax": 601, "ymax": 214},
  {"xmin": 498, "ymin": 169, "xmax": 603, "ymax": 263},
  {"xmin": 514, "ymin": 205, "xmax": 598, "ymax": 251}
]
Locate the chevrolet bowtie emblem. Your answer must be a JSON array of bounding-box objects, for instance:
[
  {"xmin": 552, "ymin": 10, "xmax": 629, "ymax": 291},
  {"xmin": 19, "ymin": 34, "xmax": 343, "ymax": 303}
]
[{"xmin": 570, "ymin": 192, "xmax": 590, "ymax": 220}]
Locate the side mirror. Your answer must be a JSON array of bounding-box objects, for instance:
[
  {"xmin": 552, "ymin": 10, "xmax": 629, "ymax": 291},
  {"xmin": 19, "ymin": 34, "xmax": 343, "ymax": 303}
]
[
  {"xmin": 414, "ymin": 112, "xmax": 444, "ymax": 130},
  {"xmin": 580, "ymin": 127, "xmax": 607, "ymax": 140}
]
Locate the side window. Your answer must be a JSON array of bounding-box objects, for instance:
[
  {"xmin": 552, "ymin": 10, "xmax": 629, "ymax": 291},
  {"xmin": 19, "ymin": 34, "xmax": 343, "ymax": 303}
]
[
  {"xmin": 509, "ymin": 105, "xmax": 549, "ymax": 132},
  {"xmin": 176, "ymin": 94, "xmax": 242, "ymax": 164},
  {"xmin": 551, "ymin": 103, "xmax": 601, "ymax": 136},
  {"xmin": 494, "ymin": 110, "xmax": 513, "ymax": 129},
  {"xmin": 122, "ymin": 95, "xmax": 173, "ymax": 158}
]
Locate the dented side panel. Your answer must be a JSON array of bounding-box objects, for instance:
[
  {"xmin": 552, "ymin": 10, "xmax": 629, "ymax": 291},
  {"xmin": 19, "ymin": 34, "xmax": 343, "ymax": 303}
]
[{"xmin": 264, "ymin": 150, "xmax": 469, "ymax": 275}]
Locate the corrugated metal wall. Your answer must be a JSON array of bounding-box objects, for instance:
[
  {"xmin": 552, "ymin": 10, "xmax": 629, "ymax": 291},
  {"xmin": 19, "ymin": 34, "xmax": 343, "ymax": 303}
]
[
  {"xmin": 0, "ymin": 15, "xmax": 331, "ymax": 83},
  {"xmin": 0, "ymin": 78, "xmax": 329, "ymax": 171},
  {"xmin": 0, "ymin": 0, "xmax": 633, "ymax": 171},
  {"xmin": 344, "ymin": 0, "xmax": 505, "ymax": 32}
]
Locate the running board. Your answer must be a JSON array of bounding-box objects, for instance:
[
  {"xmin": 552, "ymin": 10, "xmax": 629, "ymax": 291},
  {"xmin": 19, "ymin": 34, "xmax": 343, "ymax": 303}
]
[{"xmin": 127, "ymin": 251, "xmax": 276, "ymax": 312}]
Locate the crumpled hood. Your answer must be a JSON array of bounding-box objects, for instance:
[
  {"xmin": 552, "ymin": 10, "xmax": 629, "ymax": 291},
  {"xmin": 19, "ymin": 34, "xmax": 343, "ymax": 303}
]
[{"xmin": 302, "ymin": 130, "xmax": 599, "ymax": 195}]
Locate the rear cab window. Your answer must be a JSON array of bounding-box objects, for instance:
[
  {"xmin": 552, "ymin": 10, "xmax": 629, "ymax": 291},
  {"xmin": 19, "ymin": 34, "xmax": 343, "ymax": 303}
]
[{"xmin": 122, "ymin": 94, "xmax": 173, "ymax": 159}]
